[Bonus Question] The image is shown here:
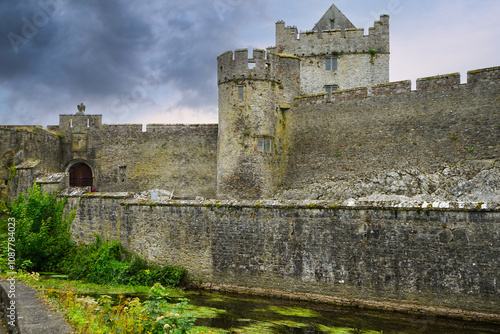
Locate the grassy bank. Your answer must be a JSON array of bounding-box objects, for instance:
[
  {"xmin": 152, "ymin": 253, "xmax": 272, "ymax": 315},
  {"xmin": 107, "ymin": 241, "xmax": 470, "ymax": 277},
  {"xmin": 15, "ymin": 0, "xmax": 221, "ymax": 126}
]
[
  {"xmin": 15, "ymin": 272, "xmax": 225, "ymax": 334},
  {"xmin": 0, "ymin": 186, "xmax": 220, "ymax": 333}
]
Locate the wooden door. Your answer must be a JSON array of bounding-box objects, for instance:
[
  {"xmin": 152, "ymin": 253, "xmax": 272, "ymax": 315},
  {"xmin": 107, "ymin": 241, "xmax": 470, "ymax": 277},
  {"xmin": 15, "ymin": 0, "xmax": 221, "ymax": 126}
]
[{"xmin": 69, "ymin": 163, "xmax": 92, "ymax": 187}]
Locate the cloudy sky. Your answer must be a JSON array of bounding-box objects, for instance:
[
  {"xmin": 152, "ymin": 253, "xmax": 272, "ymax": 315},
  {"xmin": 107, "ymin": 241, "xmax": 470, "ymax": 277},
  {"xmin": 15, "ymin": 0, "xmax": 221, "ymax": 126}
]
[{"xmin": 0, "ymin": 0, "xmax": 498, "ymax": 127}]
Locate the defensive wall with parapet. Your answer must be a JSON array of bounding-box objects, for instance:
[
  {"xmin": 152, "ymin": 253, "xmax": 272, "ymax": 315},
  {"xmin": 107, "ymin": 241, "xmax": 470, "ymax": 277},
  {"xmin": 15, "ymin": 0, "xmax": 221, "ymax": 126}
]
[
  {"xmin": 65, "ymin": 194, "xmax": 500, "ymax": 321},
  {"xmin": 279, "ymin": 67, "xmax": 500, "ymax": 201},
  {"xmin": 1, "ymin": 121, "xmax": 218, "ymax": 201}
]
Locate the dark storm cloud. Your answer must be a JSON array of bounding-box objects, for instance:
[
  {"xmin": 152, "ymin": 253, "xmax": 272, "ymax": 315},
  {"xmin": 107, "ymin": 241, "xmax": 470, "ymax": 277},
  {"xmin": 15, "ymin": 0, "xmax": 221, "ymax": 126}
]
[{"xmin": 0, "ymin": 0, "xmax": 268, "ymax": 124}]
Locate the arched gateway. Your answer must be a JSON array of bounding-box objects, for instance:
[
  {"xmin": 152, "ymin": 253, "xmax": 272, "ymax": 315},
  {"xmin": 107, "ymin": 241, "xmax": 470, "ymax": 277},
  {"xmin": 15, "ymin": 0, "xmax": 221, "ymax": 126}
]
[{"xmin": 69, "ymin": 163, "xmax": 93, "ymax": 187}]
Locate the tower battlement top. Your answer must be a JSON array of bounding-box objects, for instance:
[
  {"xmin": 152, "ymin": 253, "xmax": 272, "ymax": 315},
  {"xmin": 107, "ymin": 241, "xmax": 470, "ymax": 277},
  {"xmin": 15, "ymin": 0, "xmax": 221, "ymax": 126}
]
[
  {"xmin": 217, "ymin": 49, "xmax": 300, "ymax": 84},
  {"xmin": 275, "ymin": 15, "xmax": 389, "ymax": 55}
]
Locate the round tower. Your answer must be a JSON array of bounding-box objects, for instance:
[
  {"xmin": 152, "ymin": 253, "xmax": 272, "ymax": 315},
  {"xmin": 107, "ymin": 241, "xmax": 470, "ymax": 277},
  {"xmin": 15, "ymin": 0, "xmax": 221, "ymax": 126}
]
[{"xmin": 216, "ymin": 49, "xmax": 300, "ymax": 200}]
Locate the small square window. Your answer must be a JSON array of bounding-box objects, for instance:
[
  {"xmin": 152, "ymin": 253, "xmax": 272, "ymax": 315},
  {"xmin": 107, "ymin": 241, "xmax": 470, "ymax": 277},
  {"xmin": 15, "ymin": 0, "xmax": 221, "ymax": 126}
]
[
  {"xmin": 256, "ymin": 137, "xmax": 272, "ymax": 153},
  {"xmin": 238, "ymin": 86, "xmax": 244, "ymax": 101},
  {"xmin": 325, "ymin": 57, "xmax": 337, "ymax": 71}
]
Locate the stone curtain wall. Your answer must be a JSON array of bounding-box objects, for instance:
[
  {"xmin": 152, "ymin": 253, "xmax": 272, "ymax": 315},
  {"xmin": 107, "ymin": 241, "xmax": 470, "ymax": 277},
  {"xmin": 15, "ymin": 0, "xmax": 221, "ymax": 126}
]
[
  {"xmin": 93, "ymin": 124, "xmax": 218, "ymax": 198},
  {"xmin": 0, "ymin": 126, "xmax": 61, "ymax": 200},
  {"xmin": 56, "ymin": 122, "xmax": 218, "ymax": 198},
  {"xmin": 68, "ymin": 196, "xmax": 500, "ymax": 315},
  {"xmin": 279, "ymin": 68, "xmax": 500, "ymax": 201}
]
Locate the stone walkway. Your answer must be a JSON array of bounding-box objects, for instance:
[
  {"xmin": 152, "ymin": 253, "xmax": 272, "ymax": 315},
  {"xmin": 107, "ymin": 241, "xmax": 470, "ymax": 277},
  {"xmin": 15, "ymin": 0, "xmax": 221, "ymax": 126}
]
[{"xmin": 0, "ymin": 280, "xmax": 72, "ymax": 334}]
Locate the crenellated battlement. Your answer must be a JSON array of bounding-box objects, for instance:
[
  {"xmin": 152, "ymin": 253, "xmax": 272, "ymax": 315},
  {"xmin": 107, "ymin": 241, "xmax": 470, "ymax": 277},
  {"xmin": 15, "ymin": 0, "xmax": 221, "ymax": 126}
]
[
  {"xmin": 217, "ymin": 48, "xmax": 300, "ymax": 84},
  {"xmin": 293, "ymin": 66, "xmax": 500, "ymax": 107},
  {"xmin": 275, "ymin": 15, "xmax": 389, "ymax": 56},
  {"xmin": 467, "ymin": 66, "xmax": 500, "ymax": 85},
  {"xmin": 372, "ymin": 80, "xmax": 411, "ymax": 96},
  {"xmin": 416, "ymin": 73, "xmax": 461, "ymax": 91}
]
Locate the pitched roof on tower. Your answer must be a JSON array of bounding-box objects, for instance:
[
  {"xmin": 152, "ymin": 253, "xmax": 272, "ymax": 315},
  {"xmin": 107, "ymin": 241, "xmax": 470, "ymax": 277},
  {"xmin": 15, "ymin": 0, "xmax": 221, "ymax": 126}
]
[{"xmin": 313, "ymin": 3, "xmax": 356, "ymax": 31}]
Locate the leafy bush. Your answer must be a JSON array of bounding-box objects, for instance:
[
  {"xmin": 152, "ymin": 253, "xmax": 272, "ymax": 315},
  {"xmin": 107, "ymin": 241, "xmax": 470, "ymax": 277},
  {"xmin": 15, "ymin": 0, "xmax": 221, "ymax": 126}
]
[
  {"xmin": 63, "ymin": 236, "xmax": 187, "ymax": 287},
  {"xmin": 142, "ymin": 283, "xmax": 196, "ymax": 334},
  {"xmin": 6, "ymin": 185, "xmax": 187, "ymax": 287},
  {"xmin": 10, "ymin": 184, "xmax": 74, "ymax": 272}
]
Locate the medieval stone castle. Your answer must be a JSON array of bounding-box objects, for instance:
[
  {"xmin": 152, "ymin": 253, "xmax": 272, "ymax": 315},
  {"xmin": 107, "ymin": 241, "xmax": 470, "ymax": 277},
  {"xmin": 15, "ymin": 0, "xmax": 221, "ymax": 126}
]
[
  {"xmin": 1, "ymin": 3, "xmax": 498, "ymax": 203},
  {"xmin": 2, "ymin": 3, "xmax": 498, "ymax": 203},
  {"xmin": 1, "ymin": 4, "xmax": 499, "ymax": 318}
]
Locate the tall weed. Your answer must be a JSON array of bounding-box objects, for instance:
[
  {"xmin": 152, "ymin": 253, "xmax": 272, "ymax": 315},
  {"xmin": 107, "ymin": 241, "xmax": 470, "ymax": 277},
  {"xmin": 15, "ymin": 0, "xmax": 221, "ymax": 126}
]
[{"xmin": 10, "ymin": 184, "xmax": 74, "ymax": 271}]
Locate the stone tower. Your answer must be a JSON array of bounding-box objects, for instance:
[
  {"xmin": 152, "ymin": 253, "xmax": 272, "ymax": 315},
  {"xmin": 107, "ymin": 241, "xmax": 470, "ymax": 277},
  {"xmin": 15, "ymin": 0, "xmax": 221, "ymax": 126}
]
[
  {"xmin": 58, "ymin": 106, "xmax": 101, "ymax": 188},
  {"xmin": 274, "ymin": 3, "xmax": 389, "ymax": 97},
  {"xmin": 216, "ymin": 3, "xmax": 391, "ymax": 200},
  {"xmin": 216, "ymin": 49, "xmax": 300, "ymax": 199}
]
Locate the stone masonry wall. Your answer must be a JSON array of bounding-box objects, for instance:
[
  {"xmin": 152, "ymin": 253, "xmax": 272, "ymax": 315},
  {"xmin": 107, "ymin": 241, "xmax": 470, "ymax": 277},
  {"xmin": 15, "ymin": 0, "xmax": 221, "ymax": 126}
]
[
  {"xmin": 299, "ymin": 53, "xmax": 389, "ymax": 95},
  {"xmin": 0, "ymin": 126, "xmax": 61, "ymax": 200},
  {"xmin": 217, "ymin": 49, "xmax": 301, "ymax": 199},
  {"xmin": 67, "ymin": 196, "xmax": 500, "ymax": 316},
  {"xmin": 278, "ymin": 68, "xmax": 500, "ymax": 201},
  {"xmin": 275, "ymin": 15, "xmax": 389, "ymax": 55},
  {"xmin": 56, "ymin": 118, "xmax": 218, "ymax": 198},
  {"xmin": 93, "ymin": 124, "xmax": 218, "ymax": 198}
]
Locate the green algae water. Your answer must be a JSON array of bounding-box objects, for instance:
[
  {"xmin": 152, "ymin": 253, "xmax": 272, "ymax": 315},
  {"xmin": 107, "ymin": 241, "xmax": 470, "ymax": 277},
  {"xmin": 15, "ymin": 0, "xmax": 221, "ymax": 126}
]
[
  {"xmin": 183, "ymin": 291, "xmax": 500, "ymax": 334},
  {"xmin": 86, "ymin": 289, "xmax": 500, "ymax": 333}
]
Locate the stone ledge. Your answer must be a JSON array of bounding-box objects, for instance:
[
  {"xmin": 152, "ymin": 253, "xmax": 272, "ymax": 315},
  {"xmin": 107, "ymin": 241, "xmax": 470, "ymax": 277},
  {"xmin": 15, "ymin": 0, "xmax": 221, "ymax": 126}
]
[
  {"xmin": 0, "ymin": 280, "xmax": 72, "ymax": 334},
  {"xmin": 118, "ymin": 197, "xmax": 500, "ymax": 212}
]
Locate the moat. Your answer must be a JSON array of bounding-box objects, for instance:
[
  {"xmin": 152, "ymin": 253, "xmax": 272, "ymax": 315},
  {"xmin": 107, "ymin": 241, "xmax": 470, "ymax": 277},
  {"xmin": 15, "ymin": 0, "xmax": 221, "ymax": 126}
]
[{"xmin": 92, "ymin": 289, "xmax": 500, "ymax": 333}]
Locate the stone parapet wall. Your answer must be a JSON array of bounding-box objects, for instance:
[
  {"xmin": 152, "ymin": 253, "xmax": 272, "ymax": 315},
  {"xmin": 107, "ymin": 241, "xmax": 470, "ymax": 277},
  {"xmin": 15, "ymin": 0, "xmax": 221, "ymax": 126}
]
[
  {"xmin": 283, "ymin": 67, "xmax": 500, "ymax": 200},
  {"xmin": 57, "ymin": 121, "xmax": 218, "ymax": 198},
  {"xmin": 416, "ymin": 73, "xmax": 461, "ymax": 91},
  {"xmin": 372, "ymin": 80, "xmax": 412, "ymax": 96},
  {"xmin": 67, "ymin": 195, "xmax": 500, "ymax": 318}
]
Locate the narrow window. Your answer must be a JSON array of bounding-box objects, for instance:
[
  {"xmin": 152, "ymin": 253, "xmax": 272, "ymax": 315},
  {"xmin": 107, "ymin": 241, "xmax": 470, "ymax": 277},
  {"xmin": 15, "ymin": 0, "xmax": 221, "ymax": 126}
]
[
  {"xmin": 238, "ymin": 86, "xmax": 244, "ymax": 101},
  {"xmin": 264, "ymin": 138, "xmax": 272, "ymax": 153},
  {"xmin": 257, "ymin": 137, "xmax": 264, "ymax": 152},
  {"xmin": 325, "ymin": 57, "xmax": 337, "ymax": 71},
  {"xmin": 325, "ymin": 85, "xmax": 339, "ymax": 102},
  {"xmin": 330, "ymin": 19, "xmax": 335, "ymax": 30},
  {"xmin": 119, "ymin": 166, "xmax": 127, "ymax": 183},
  {"xmin": 70, "ymin": 119, "xmax": 73, "ymax": 128},
  {"xmin": 87, "ymin": 119, "xmax": 90, "ymax": 128}
]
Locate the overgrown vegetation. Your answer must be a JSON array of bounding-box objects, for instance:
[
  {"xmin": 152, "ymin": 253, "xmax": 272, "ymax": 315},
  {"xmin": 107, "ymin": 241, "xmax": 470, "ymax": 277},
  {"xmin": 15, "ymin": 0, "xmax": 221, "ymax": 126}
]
[
  {"xmin": 0, "ymin": 184, "xmax": 187, "ymax": 288},
  {"xmin": 17, "ymin": 272, "xmax": 204, "ymax": 334},
  {"xmin": 9, "ymin": 185, "xmax": 74, "ymax": 272},
  {"xmin": 61, "ymin": 237, "xmax": 187, "ymax": 287}
]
